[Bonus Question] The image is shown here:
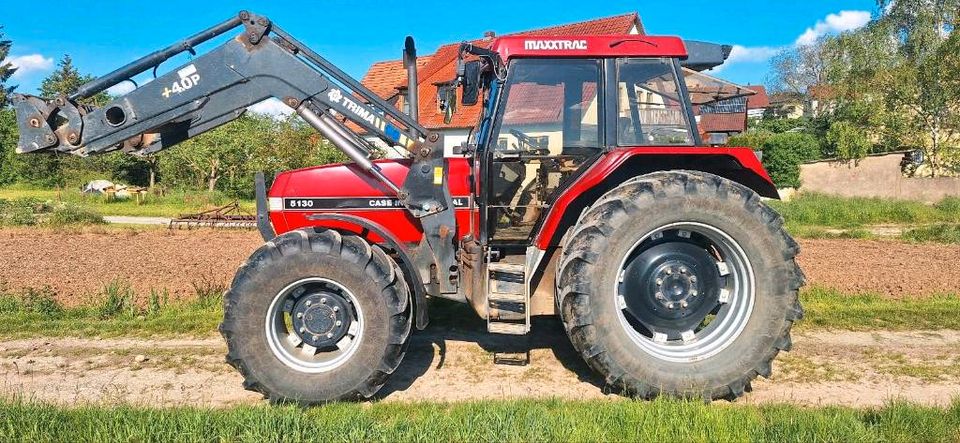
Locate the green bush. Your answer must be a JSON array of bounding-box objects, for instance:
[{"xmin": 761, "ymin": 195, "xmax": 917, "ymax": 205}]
[
  {"xmin": 95, "ymin": 281, "xmax": 140, "ymax": 319},
  {"xmin": 0, "ymin": 198, "xmax": 104, "ymax": 227},
  {"xmin": 46, "ymin": 203, "xmax": 105, "ymax": 226},
  {"xmin": 0, "ymin": 287, "xmax": 63, "ymax": 317},
  {"xmin": 826, "ymin": 120, "xmax": 871, "ymax": 160},
  {"xmin": 759, "ymin": 132, "xmax": 820, "ymax": 188},
  {"xmin": 726, "ymin": 130, "xmax": 773, "ymax": 149}
]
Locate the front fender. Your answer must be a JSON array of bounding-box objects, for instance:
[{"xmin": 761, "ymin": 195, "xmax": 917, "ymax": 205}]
[{"xmin": 302, "ymin": 213, "xmax": 431, "ymax": 331}]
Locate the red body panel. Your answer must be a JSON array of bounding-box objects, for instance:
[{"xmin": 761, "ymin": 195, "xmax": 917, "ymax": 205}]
[
  {"xmin": 269, "ymin": 147, "xmax": 772, "ymax": 251},
  {"xmin": 268, "ymin": 158, "xmax": 474, "ymax": 243},
  {"xmin": 491, "ymin": 35, "xmax": 687, "ymax": 61},
  {"xmin": 531, "ymin": 146, "xmax": 772, "ymax": 250}
]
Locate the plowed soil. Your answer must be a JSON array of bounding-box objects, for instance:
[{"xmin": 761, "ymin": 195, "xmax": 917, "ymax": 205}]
[
  {"xmin": 0, "ymin": 228, "xmax": 958, "ymax": 301},
  {"xmin": 796, "ymin": 239, "xmax": 960, "ymax": 297}
]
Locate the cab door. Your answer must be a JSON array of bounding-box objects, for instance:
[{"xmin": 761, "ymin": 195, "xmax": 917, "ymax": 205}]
[{"xmin": 480, "ymin": 58, "xmax": 604, "ymax": 246}]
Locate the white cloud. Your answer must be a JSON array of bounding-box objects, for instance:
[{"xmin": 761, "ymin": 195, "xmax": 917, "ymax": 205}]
[
  {"xmin": 708, "ymin": 45, "xmax": 783, "ymax": 74},
  {"xmin": 795, "ymin": 10, "xmax": 871, "ymax": 45},
  {"xmin": 106, "ymin": 81, "xmax": 137, "ymax": 96},
  {"xmin": 7, "ymin": 54, "xmax": 54, "ymax": 78},
  {"xmin": 248, "ymin": 98, "xmax": 294, "ymax": 118},
  {"xmin": 711, "ymin": 10, "xmax": 872, "ymax": 75},
  {"xmin": 727, "ymin": 45, "xmax": 783, "ymax": 64}
]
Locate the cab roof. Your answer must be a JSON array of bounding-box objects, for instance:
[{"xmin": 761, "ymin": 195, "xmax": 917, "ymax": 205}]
[{"xmin": 491, "ymin": 35, "xmax": 688, "ymax": 60}]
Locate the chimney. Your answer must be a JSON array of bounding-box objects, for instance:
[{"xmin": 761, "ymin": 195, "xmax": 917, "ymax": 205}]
[{"xmin": 483, "ymin": 31, "xmax": 496, "ymax": 41}]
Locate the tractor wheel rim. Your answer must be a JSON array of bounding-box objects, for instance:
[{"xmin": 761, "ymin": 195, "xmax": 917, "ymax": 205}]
[
  {"xmin": 265, "ymin": 277, "xmax": 364, "ymax": 373},
  {"xmin": 614, "ymin": 222, "xmax": 755, "ymax": 363}
]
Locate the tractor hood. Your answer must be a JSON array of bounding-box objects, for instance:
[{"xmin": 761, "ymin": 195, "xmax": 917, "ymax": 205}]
[{"xmin": 265, "ymin": 158, "xmax": 474, "ymax": 243}]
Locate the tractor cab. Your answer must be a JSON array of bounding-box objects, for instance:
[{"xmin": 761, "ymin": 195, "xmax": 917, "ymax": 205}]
[{"xmin": 448, "ymin": 36, "xmax": 732, "ymax": 246}]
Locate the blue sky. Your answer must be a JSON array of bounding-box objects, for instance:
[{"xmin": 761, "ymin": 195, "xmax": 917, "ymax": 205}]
[{"xmin": 4, "ymin": 0, "xmax": 880, "ymax": 101}]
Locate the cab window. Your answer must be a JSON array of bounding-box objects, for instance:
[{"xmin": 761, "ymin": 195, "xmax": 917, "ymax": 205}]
[
  {"xmin": 616, "ymin": 58, "xmax": 693, "ymax": 146},
  {"xmin": 486, "ymin": 58, "xmax": 602, "ymax": 241}
]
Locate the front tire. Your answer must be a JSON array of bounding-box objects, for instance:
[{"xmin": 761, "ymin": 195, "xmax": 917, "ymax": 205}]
[
  {"xmin": 557, "ymin": 171, "xmax": 804, "ymax": 400},
  {"xmin": 220, "ymin": 228, "xmax": 411, "ymax": 404}
]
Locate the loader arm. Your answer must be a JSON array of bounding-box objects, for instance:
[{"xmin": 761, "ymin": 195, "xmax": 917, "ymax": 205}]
[{"xmin": 10, "ymin": 11, "xmax": 460, "ymax": 295}]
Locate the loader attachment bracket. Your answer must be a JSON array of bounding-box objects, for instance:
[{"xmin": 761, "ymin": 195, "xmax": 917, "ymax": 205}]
[{"xmin": 13, "ymin": 96, "xmax": 58, "ymax": 153}]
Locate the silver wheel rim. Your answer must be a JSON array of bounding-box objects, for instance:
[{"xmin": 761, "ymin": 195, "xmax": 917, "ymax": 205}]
[
  {"xmin": 614, "ymin": 222, "xmax": 755, "ymax": 363},
  {"xmin": 265, "ymin": 277, "xmax": 364, "ymax": 373}
]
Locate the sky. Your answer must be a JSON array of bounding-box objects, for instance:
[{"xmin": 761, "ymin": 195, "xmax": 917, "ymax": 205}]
[{"xmin": 3, "ymin": 0, "xmax": 880, "ymax": 114}]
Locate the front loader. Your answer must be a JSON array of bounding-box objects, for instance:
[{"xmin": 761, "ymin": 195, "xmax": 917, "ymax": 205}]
[{"xmin": 12, "ymin": 11, "xmax": 804, "ymax": 403}]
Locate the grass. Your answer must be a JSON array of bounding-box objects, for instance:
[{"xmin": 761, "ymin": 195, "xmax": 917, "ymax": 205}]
[
  {"xmin": 0, "ymin": 398, "xmax": 957, "ymax": 442},
  {"xmin": 901, "ymin": 224, "xmax": 960, "ymax": 243},
  {"xmin": 770, "ymin": 193, "xmax": 960, "ymax": 229},
  {"xmin": 861, "ymin": 349, "xmax": 960, "ymax": 382},
  {"xmin": 799, "ymin": 286, "xmax": 960, "ymax": 331},
  {"xmin": 0, "ymin": 283, "xmax": 957, "ymax": 338},
  {"xmin": 766, "ymin": 193, "xmax": 960, "ymax": 243},
  {"xmin": 0, "ymin": 280, "xmax": 224, "ymax": 338},
  {"xmin": 0, "ymin": 185, "xmax": 254, "ymax": 218}
]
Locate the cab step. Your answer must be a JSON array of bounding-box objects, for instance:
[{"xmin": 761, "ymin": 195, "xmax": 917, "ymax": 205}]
[
  {"xmin": 487, "ymin": 322, "xmax": 528, "ymax": 335},
  {"xmin": 486, "ymin": 262, "xmax": 530, "ymax": 335}
]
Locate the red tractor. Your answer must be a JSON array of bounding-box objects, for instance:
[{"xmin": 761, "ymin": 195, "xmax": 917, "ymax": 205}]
[{"xmin": 12, "ymin": 11, "xmax": 803, "ymax": 403}]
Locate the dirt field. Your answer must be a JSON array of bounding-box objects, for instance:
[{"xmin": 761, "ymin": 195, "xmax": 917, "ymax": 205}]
[
  {"xmin": 1, "ymin": 228, "xmax": 959, "ymax": 300},
  {"xmin": 3, "ymin": 325, "xmax": 959, "ymax": 408}
]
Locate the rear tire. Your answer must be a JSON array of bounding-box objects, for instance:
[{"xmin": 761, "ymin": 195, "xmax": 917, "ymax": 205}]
[
  {"xmin": 220, "ymin": 228, "xmax": 411, "ymax": 404},
  {"xmin": 557, "ymin": 171, "xmax": 804, "ymax": 400}
]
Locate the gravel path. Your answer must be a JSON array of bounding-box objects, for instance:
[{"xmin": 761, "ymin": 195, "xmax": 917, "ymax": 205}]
[{"xmin": 2, "ymin": 328, "xmax": 959, "ymax": 407}]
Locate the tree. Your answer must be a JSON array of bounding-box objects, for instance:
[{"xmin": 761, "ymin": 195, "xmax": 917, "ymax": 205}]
[
  {"xmin": 156, "ymin": 114, "xmax": 347, "ymax": 198},
  {"xmin": 759, "ymin": 132, "xmax": 821, "ymax": 188},
  {"xmin": 158, "ymin": 115, "xmax": 276, "ymax": 195},
  {"xmin": 39, "ymin": 55, "xmax": 108, "ymax": 105},
  {"xmin": 0, "ymin": 27, "xmax": 16, "ymax": 106},
  {"xmin": 767, "ymin": 36, "xmax": 832, "ymax": 95},
  {"xmin": 819, "ymin": 0, "xmax": 960, "ymax": 175}
]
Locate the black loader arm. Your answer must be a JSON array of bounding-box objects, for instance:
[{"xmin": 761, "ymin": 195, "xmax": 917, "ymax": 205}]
[{"xmin": 11, "ymin": 11, "xmax": 459, "ymax": 295}]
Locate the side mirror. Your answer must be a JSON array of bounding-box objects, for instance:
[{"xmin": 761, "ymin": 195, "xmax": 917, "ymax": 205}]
[
  {"xmin": 440, "ymin": 85, "xmax": 458, "ymax": 124},
  {"xmin": 461, "ymin": 60, "xmax": 481, "ymax": 106}
]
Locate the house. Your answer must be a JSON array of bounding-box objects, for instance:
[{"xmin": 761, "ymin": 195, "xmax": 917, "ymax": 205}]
[
  {"xmin": 745, "ymin": 85, "xmax": 770, "ymax": 119},
  {"xmin": 768, "ymin": 92, "xmax": 807, "ymax": 119},
  {"xmin": 358, "ymin": 13, "xmax": 751, "ymax": 155},
  {"xmin": 806, "ymin": 85, "xmax": 835, "ymax": 118},
  {"xmin": 690, "ymin": 84, "xmax": 765, "ymax": 144}
]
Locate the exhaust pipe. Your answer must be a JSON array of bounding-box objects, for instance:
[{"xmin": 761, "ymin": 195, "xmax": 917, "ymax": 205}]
[{"xmin": 403, "ymin": 36, "xmax": 419, "ymax": 136}]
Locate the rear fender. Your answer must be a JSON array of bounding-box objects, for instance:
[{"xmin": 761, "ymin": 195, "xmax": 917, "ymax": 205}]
[{"xmin": 532, "ymin": 147, "xmax": 777, "ymax": 250}]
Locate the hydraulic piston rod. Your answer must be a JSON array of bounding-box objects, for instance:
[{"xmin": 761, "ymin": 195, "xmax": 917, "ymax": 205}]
[{"xmin": 296, "ymin": 104, "xmax": 402, "ymax": 196}]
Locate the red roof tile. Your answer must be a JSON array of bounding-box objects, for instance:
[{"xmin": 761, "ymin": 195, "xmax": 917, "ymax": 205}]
[
  {"xmin": 744, "ymin": 85, "xmax": 769, "ymax": 109},
  {"xmin": 360, "ymin": 13, "xmax": 641, "ymax": 130},
  {"xmin": 359, "ymin": 56, "xmax": 433, "ymax": 100},
  {"xmin": 698, "ymin": 113, "xmax": 746, "ymax": 133}
]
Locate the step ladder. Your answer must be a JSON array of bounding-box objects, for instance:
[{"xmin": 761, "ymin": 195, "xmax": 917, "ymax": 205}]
[{"xmin": 486, "ymin": 262, "xmax": 530, "ymax": 335}]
